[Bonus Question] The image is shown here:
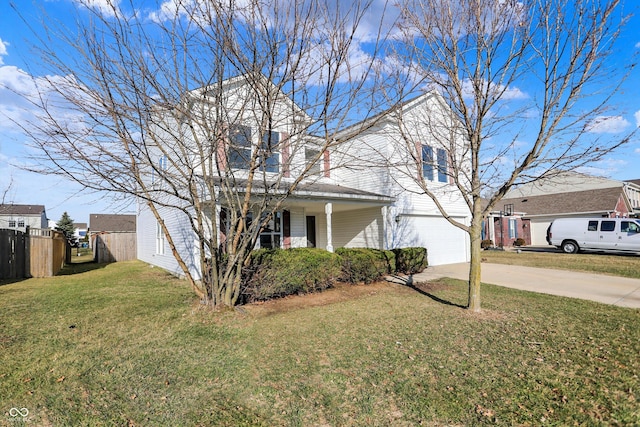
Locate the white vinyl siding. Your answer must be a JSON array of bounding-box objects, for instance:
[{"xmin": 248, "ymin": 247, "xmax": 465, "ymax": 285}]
[{"xmin": 332, "ymin": 208, "xmax": 383, "ymax": 249}]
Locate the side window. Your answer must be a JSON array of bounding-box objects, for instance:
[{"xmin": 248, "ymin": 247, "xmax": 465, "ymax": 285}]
[
  {"xmin": 422, "ymin": 145, "xmax": 434, "ymax": 181},
  {"xmin": 437, "ymin": 148, "xmax": 448, "ymax": 183},
  {"xmin": 601, "ymin": 221, "xmax": 616, "ymax": 232},
  {"xmin": 587, "ymin": 221, "xmax": 598, "ymax": 231},
  {"xmin": 622, "ymin": 221, "xmax": 640, "ymax": 233},
  {"xmin": 155, "ymin": 221, "xmax": 165, "ymax": 255}
]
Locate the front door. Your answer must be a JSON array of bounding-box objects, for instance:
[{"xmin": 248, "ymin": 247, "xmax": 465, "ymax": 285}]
[{"xmin": 306, "ymin": 216, "xmax": 316, "ymax": 248}]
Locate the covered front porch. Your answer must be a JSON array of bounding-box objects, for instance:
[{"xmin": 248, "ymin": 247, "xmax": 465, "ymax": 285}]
[{"xmin": 217, "ymin": 181, "xmax": 395, "ymax": 253}]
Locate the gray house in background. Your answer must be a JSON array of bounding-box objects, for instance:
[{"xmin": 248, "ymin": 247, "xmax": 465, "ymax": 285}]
[
  {"xmin": 89, "ymin": 214, "xmax": 137, "ymax": 263},
  {"xmin": 488, "ymin": 171, "xmax": 637, "ymax": 246},
  {"xmin": 0, "ymin": 204, "xmax": 48, "ymax": 232}
]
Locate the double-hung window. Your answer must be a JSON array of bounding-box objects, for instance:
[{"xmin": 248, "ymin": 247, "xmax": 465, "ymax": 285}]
[
  {"xmin": 422, "ymin": 145, "xmax": 434, "ymax": 181},
  {"xmin": 8, "ymin": 219, "xmax": 16, "ymax": 228},
  {"xmin": 228, "ymin": 125, "xmax": 252, "ymax": 169},
  {"xmin": 305, "ymin": 148, "xmax": 322, "ymax": 176},
  {"xmin": 508, "ymin": 218, "xmax": 518, "ymax": 239},
  {"xmin": 437, "ymin": 148, "xmax": 448, "ymax": 183},
  {"xmin": 228, "ymin": 125, "xmax": 280, "ymax": 173},
  {"xmin": 259, "ymin": 211, "xmax": 282, "ymax": 249},
  {"xmin": 260, "ymin": 131, "xmax": 280, "ymax": 173},
  {"xmin": 155, "ymin": 221, "xmax": 165, "ymax": 255}
]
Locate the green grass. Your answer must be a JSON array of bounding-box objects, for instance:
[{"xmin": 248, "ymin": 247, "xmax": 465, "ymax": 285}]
[
  {"xmin": 1, "ymin": 260, "xmax": 639, "ymax": 426},
  {"xmin": 482, "ymin": 248, "xmax": 640, "ymax": 279}
]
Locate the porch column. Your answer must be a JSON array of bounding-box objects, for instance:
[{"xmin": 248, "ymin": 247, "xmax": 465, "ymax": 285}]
[
  {"xmin": 325, "ymin": 202, "xmax": 333, "ymax": 252},
  {"xmin": 382, "ymin": 206, "xmax": 389, "ymax": 250}
]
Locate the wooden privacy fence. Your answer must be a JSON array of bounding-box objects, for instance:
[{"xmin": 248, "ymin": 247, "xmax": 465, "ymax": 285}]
[
  {"xmin": 93, "ymin": 232, "xmax": 137, "ymax": 263},
  {"xmin": 28, "ymin": 228, "xmax": 70, "ymax": 278},
  {"xmin": 0, "ymin": 229, "xmax": 27, "ymax": 279},
  {"xmin": 0, "ymin": 228, "xmax": 70, "ymax": 279}
]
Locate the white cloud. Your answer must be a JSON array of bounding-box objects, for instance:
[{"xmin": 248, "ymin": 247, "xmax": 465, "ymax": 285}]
[
  {"xmin": 461, "ymin": 78, "xmax": 528, "ymax": 101},
  {"xmin": 586, "ymin": 115, "xmax": 630, "ymax": 134},
  {"xmin": 636, "ymin": 42, "xmax": 640, "ymax": 49},
  {"xmin": 635, "ymin": 147, "xmax": 640, "ymax": 154},
  {"xmin": 634, "ymin": 110, "xmax": 640, "ymax": 128},
  {"xmin": 0, "ymin": 38, "xmax": 8, "ymax": 65},
  {"xmin": 72, "ymin": 0, "xmax": 121, "ymax": 18}
]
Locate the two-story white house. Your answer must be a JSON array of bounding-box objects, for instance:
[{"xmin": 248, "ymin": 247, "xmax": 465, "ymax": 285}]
[
  {"xmin": 137, "ymin": 75, "xmax": 471, "ymax": 280},
  {"xmin": 0, "ymin": 204, "xmax": 48, "ymax": 232}
]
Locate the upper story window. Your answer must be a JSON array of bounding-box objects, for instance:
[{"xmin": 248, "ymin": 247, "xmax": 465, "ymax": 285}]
[
  {"xmin": 421, "ymin": 145, "xmax": 434, "ymax": 181},
  {"xmin": 8, "ymin": 219, "xmax": 16, "ymax": 228},
  {"xmin": 422, "ymin": 144, "xmax": 448, "ymax": 183},
  {"xmin": 229, "ymin": 125, "xmax": 252, "ymax": 169},
  {"xmin": 17, "ymin": 219, "xmax": 25, "ymax": 228},
  {"xmin": 260, "ymin": 131, "xmax": 280, "ymax": 173},
  {"xmin": 436, "ymin": 148, "xmax": 448, "ymax": 183},
  {"xmin": 305, "ymin": 148, "xmax": 322, "ymax": 176},
  {"xmin": 159, "ymin": 155, "xmax": 168, "ymax": 170},
  {"xmin": 228, "ymin": 125, "xmax": 280, "ymax": 173}
]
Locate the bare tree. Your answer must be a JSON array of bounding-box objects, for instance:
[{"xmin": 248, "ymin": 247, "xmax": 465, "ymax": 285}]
[
  {"xmin": 390, "ymin": 0, "xmax": 634, "ymax": 311},
  {"xmin": 13, "ymin": 0, "xmax": 395, "ymax": 307}
]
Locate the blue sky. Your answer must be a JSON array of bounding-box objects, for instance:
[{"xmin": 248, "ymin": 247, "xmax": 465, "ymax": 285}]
[{"xmin": 0, "ymin": 0, "xmax": 639, "ymax": 226}]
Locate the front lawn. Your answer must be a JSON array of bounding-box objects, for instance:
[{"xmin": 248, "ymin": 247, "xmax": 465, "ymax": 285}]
[{"xmin": 1, "ymin": 261, "xmax": 638, "ymax": 425}]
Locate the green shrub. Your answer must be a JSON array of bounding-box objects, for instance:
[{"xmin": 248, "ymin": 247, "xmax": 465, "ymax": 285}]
[
  {"xmin": 514, "ymin": 238, "xmax": 526, "ymax": 247},
  {"xmin": 481, "ymin": 239, "xmax": 494, "ymax": 249},
  {"xmin": 335, "ymin": 248, "xmax": 392, "ymax": 284},
  {"xmin": 242, "ymin": 248, "xmax": 342, "ymax": 303},
  {"xmin": 392, "ymin": 247, "xmax": 428, "ymax": 274}
]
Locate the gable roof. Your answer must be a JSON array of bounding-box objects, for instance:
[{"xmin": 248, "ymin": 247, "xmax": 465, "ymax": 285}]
[
  {"xmin": 498, "ymin": 187, "xmax": 629, "ymax": 217},
  {"xmin": 0, "ymin": 204, "xmax": 46, "ymax": 216},
  {"xmin": 89, "ymin": 214, "xmax": 136, "ymax": 232}
]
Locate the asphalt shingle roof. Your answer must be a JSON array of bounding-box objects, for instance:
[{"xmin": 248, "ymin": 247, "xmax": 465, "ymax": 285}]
[
  {"xmin": 0, "ymin": 204, "xmax": 46, "ymax": 215},
  {"xmin": 89, "ymin": 214, "xmax": 136, "ymax": 232},
  {"xmin": 498, "ymin": 187, "xmax": 627, "ymax": 216}
]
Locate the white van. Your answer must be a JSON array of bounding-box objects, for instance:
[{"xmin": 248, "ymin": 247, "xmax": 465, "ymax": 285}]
[{"xmin": 547, "ymin": 217, "xmax": 640, "ymax": 254}]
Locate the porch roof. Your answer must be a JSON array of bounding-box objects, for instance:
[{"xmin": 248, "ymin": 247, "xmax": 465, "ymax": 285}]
[{"xmin": 212, "ymin": 177, "xmax": 395, "ymax": 205}]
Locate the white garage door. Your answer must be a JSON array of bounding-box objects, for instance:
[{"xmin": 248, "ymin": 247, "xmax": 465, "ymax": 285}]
[
  {"xmin": 530, "ymin": 220, "xmax": 552, "ymax": 246},
  {"xmin": 399, "ymin": 216, "xmax": 469, "ymax": 266}
]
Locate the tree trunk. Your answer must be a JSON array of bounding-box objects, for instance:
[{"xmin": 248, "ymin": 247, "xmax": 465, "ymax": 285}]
[{"xmin": 468, "ymin": 215, "xmax": 483, "ymax": 312}]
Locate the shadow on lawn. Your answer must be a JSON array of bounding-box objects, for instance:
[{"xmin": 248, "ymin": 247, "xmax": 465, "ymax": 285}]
[
  {"xmin": 0, "ymin": 260, "xmax": 108, "ymax": 285},
  {"xmin": 58, "ymin": 262, "xmax": 109, "ymax": 275},
  {"xmin": 389, "ymin": 274, "xmax": 467, "ymax": 309}
]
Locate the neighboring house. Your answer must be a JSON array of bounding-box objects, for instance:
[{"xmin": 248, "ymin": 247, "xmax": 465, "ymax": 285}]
[
  {"xmin": 624, "ymin": 179, "xmax": 640, "ymax": 216},
  {"xmin": 90, "ymin": 214, "xmax": 137, "ymax": 262},
  {"xmin": 485, "ymin": 171, "xmax": 634, "ymax": 246},
  {"xmin": 73, "ymin": 222, "xmax": 89, "ymax": 246},
  {"xmin": 0, "ymin": 204, "xmax": 48, "ymax": 232},
  {"xmin": 74, "ymin": 222, "xmax": 88, "ymax": 241},
  {"xmin": 137, "ymin": 75, "xmax": 471, "ymax": 280}
]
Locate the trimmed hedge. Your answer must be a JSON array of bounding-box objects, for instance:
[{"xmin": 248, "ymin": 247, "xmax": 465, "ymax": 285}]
[
  {"xmin": 335, "ymin": 248, "xmax": 396, "ymax": 284},
  {"xmin": 241, "ymin": 248, "xmax": 342, "ymax": 303},
  {"xmin": 481, "ymin": 239, "xmax": 494, "ymax": 249},
  {"xmin": 392, "ymin": 247, "xmax": 428, "ymax": 274}
]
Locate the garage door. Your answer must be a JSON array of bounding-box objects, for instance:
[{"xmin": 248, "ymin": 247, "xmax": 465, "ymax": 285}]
[
  {"xmin": 398, "ymin": 216, "xmax": 469, "ymax": 266},
  {"xmin": 530, "ymin": 220, "xmax": 552, "ymax": 246}
]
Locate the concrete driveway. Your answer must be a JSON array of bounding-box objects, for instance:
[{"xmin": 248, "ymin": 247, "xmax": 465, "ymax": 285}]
[{"xmin": 410, "ymin": 262, "xmax": 640, "ymax": 309}]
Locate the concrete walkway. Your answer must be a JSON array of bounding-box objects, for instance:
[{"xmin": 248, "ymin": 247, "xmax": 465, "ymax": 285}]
[{"xmin": 400, "ymin": 262, "xmax": 640, "ymax": 309}]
